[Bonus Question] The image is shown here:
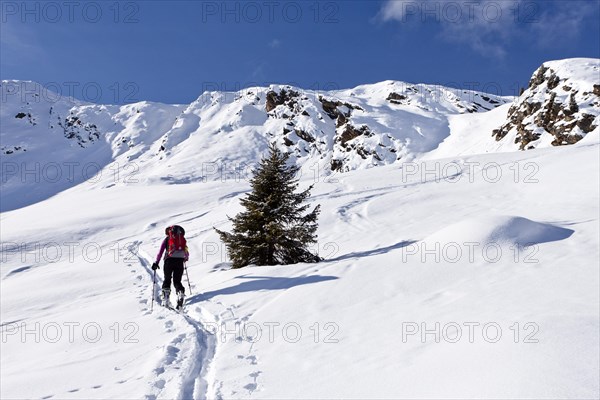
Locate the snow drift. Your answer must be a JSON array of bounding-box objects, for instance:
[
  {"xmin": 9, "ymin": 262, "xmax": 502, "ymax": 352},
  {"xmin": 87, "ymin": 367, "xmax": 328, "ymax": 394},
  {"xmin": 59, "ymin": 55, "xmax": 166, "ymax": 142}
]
[{"xmin": 422, "ymin": 215, "xmax": 574, "ymax": 248}]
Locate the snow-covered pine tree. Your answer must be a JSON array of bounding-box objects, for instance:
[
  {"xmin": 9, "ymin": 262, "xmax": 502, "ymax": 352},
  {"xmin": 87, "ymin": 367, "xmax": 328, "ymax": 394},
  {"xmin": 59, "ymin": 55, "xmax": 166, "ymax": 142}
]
[{"xmin": 215, "ymin": 143, "xmax": 321, "ymax": 268}]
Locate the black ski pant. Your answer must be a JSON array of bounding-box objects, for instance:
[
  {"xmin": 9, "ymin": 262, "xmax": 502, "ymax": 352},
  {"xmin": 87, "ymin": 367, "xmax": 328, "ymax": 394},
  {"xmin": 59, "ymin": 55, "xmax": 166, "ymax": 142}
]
[{"xmin": 162, "ymin": 258, "xmax": 185, "ymax": 294}]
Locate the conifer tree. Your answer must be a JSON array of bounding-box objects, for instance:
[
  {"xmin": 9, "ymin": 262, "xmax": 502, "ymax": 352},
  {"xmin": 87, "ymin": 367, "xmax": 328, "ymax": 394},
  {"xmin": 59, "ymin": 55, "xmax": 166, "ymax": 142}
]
[{"xmin": 215, "ymin": 143, "xmax": 321, "ymax": 268}]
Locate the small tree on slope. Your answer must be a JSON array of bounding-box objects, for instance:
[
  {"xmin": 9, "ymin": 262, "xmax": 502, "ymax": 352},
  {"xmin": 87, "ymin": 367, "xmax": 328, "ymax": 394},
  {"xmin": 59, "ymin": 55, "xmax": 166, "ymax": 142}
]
[{"xmin": 215, "ymin": 143, "xmax": 321, "ymax": 268}]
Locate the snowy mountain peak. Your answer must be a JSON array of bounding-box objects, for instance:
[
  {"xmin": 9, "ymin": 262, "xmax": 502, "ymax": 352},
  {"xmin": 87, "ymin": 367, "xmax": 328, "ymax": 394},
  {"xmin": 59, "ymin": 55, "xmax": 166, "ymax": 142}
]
[
  {"xmin": 3, "ymin": 59, "xmax": 598, "ymax": 212},
  {"xmin": 1, "ymin": 78, "xmax": 509, "ymax": 171},
  {"xmin": 2, "ymin": 62, "xmax": 600, "ymax": 400},
  {"xmin": 492, "ymin": 58, "xmax": 600, "ymax": 149}
]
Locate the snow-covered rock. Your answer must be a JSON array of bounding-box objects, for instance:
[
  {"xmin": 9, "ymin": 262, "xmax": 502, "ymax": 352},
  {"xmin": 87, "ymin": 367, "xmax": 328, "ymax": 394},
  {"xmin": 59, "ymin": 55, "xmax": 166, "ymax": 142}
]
[
  {"xmin": 1, "ymin": 61, "xmax": 599, "ymax": 400},
  {"xmin": 2, "ymin": 58, "xmax": 598, "ymax": 213},
  {"xmin": 492, "ymin": 58, "xmax": 600, "ymax": 149}
]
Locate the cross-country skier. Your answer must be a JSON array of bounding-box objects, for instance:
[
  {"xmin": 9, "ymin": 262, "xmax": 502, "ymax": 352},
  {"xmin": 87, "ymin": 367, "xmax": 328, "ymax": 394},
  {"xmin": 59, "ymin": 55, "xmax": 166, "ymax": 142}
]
[{"xmin": 152, "ymin": 225, "xmax": 189, "ymax": 310}]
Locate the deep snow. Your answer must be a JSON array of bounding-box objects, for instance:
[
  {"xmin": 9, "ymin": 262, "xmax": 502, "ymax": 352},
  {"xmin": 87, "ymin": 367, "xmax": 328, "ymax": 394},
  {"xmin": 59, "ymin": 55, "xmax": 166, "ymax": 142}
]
[
  {"xmin": 1, "ymin": 140, "xmax": 598, "ymax": 399},
  {"xmin": 1, "ymin": 58, "xmax": 599, "ymax": 399}
]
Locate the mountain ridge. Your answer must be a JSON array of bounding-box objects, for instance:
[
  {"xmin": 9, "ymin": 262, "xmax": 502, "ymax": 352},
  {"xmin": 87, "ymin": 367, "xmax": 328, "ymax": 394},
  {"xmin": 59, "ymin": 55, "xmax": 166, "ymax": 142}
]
[{"xmin": 1, "ymin": 58, "xmax": 598, "ymax": 212}]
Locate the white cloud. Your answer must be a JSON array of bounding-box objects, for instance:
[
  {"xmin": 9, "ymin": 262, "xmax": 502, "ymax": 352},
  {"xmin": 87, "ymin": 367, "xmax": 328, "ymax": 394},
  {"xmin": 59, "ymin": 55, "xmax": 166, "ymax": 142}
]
[
  {"xmin": 269, "ymin": 39, "xmax": 282, "ymax": 49},
  {"xmin": 439, "ymin": 0, "xmax": 517, "ymax": 59},
  {"xmin": 532, "ymin": 1, "xmax": 596, "ymax": 48},
  {"xmin": 251, "ymin": 62, "xmax": 267, "ymax": 81},
  {"xmin": 378, "ymin": 0, "xmax": 596, "ymax": 59},
  {"xmin": 378, "ymin": 0, "xmax": 416, "ymax": 21},
  {"xmin": 378, "ymin": 0, "xmax": 520, "ymax": 58}
]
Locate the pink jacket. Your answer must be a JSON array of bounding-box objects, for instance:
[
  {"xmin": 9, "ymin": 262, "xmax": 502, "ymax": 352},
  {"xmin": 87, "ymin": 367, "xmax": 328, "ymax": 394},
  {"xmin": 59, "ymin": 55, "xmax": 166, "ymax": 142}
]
[{"xmin": 155, "ymin": 237, "xmax": 189, "ymax": 263}]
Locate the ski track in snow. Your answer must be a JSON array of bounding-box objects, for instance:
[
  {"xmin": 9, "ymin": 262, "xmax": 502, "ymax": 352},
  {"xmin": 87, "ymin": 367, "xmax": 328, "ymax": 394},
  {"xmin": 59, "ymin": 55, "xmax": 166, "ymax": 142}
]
[
  {"xmin": 123, "ymin": 242, "xmax": 220, "ymax": 400},
  {"xmin": 193, "ymin": 289, "xmax": 265, "ymax": 397},
  {"xmin": 2, "ymin": 65, "xmax": 598, "ymax": 396}
]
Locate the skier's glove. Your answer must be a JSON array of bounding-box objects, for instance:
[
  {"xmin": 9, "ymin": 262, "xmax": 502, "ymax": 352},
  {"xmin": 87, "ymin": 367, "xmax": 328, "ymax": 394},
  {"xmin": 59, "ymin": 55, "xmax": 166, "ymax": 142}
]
[{"xmin": 151, "ymin": 262, "xmax": 159, "ymax": 270}]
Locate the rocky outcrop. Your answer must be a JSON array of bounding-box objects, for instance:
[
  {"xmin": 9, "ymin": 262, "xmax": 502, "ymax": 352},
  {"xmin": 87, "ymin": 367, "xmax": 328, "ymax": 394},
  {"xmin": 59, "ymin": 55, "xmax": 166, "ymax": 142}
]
[
  {"xmin": 1, "ymin": 146, "xmax": 26, "ymax": 155},
  {"xmin": 263, "ymin": 82, "xmax": 508, "ymax": 172},
  {"xmin": 0, "ymin": 72, "xmax": 544, "ymax": 179},
  {"xmin": 385, "ymin": 83, "xmax": 507, "ymax": 113},
  {"xmin": 14, "ymin": 111, "xmax": 36, "ymax": 125},
  {"xmin": 265, "ymin": 88, "xmax": 300, "ymax": 113},
  {"xmin": 386, "ymin": 92, "xmax": 407, "ymax": 104},
  {"xmin": 493, "ymin": 60, "xmax": 599, "ymax": 150},
  {"xmin": 337, "ymin": 124, "xmax": 372, "ymax": 147},
  {"xmin": 318, "ymin": 96, "xmax": 363, "ymax": 122},
  {"xmin": 59, "ymin": 114, "xmax": 101, "ymax": 148},
  {"xmin": 294, "ymin": 128, "xmax": 315, "ymax": 143}
]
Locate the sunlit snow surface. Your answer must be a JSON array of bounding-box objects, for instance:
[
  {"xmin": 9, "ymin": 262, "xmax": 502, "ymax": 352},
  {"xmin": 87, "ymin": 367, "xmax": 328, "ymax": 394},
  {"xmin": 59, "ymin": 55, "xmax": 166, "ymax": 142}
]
[{"xmin": 1, "ymin": 59, "xmax": 599, "ymax": 399}]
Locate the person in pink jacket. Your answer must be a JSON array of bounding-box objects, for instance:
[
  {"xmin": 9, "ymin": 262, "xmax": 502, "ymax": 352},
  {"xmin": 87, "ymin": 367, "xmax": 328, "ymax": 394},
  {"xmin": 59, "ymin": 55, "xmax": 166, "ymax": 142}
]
[{"xmin": 152, "ymin": 225, "xmax": 189, "ymax": 309}]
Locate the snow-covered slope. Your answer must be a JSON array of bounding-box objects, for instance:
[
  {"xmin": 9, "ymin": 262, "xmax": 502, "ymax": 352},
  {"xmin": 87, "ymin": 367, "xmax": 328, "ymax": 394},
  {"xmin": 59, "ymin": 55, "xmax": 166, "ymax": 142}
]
[
  {"xmin": 493, "ymin": 58, "xmax": 600, "ymax": 150},
  {"xmin": 1, "ymin": 59, "xmax": 599, "ymax": 399},
  {"xmin": 427, "ymin": 58, "xmax": 600, "ymax": 158},
  {"xmin": 3, "ymin": 59, "xmax": 598, "ymax": 213},
  {"xmin": 1, "ymin": 140, "xmax": 598, "ymax": 399},
  {"xmin": 424, "ymin": 104, "xmax": 515, "ymax": 158},
  {"xmin": 0, "ymin": 81, "xmax": 186, "ymax": 211},
  {"xmin": 0, "ymin": 79, "xmax": 510, "ymax": 212}
]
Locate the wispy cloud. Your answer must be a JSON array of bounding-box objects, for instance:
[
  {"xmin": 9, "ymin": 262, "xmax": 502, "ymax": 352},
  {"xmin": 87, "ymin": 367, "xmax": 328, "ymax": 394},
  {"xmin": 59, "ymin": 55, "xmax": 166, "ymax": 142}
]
[
  {"xmin": 248, "ymin": 60, "xmax": 269, "ymax": 83},
  {"xmin": 0, "ymin": 22, "xmax": 45, "ymax": 68},
  {"xmin": 532, "ymin": 1, "xmax": 596, "ymax": 48},
  {"xmin": 439, "ymin": 0, "xmax": 516, "ymax": 59},
  {"xmin": 268, "ymin": 39, "xmax": 282, "ymax": 49},
  {"xmin": 378, "ymin": 0, "xmax": 414, "ymax": 21},
  {"xmin": 377, "ymin": 0, "xmax": 596, "ymax": 59}
]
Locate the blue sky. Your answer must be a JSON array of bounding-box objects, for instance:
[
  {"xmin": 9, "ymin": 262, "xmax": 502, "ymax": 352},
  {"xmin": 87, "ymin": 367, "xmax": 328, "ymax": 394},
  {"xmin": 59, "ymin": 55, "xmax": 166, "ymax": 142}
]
[{"xmin": 1, "ymin": 0, "xmax": 599, "ymax": 104}]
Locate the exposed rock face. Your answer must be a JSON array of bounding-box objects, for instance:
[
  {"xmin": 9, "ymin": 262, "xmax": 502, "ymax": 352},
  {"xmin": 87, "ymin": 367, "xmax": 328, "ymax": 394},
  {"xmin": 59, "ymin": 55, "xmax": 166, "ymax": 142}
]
[
  {"xmin": 1, "ymin": 146, "xmax": 26, "ymax": 155},
  {"xmin": 14, "ymin": 111, "xmax": 36, "ymax": 125},
  {"xmin": 263, "ymin": 87, "xmax": 404, "ymax": 172},
  {"xmin": 8, "ymin": 88, "xmax": 103, "ymax": 150},
  {"xmin": 294, "ymin": 128, "xmax": 315, "ymax": 143},
  {"xmin": 386, "ymin": 92, "xmax": 407, "ymax": 104},
  {"xmin": 0, "ymin": 78, "xmax": 511, "ymax": 177},
  {"xmin": 493, "ymin": 60, "xmax": 599, "ymax": 150},
  {"xmin": 330, "ymin": 123, "xmax": 382, "ymax": 171},
  {"xmin": 59, "ymin": 114, "xmax": 101, "ymax": 147},
  {"xmin": 320, "ymin": 96, "xmax": 398, "ymax": 171},
  {"xmin": 318, "ymin": 96, "xmax": 363, "ymax": 122},
  {"xmin": 265, "ymin": 89, "xmax": 300, "ymax": 113},
  {"xmin": 384, "ymin": 84, "xmax": 506, "ymax": 113},
  {"xmin": 330, "ymin": 159, "xmax": 344, "ymax": 171},
  {"xmin": 337, "ymin": 124, "xmax": 371, "ymax": 147},
  {"xmin": 244, "ymin": 82, "xmax": 508, "ymax": 172}
]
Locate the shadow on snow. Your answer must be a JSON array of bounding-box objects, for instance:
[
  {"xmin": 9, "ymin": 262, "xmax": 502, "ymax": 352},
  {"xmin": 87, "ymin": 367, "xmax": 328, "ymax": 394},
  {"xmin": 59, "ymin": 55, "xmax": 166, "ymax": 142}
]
[
  {"xmin": 187, "ymin": 274, "xmax": 338, "ymax": 303},
  {"xmin": 327, "ymin": 240, "xmax": 418, "ymax": 262}
]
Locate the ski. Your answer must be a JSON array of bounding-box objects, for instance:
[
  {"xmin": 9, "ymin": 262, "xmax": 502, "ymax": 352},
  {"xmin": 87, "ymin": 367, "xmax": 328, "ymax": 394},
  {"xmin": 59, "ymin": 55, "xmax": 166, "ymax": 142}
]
[
  {"xmin": 165, "ymin": 304, "xmax": 185, "ymax": 314},
  {"xmin": 158, "ymin": 298, "xmax": 185, "ymax": 314},
  {"xmin": 156, "ymin": 289, "xmax": 185, "ymax": 313}
]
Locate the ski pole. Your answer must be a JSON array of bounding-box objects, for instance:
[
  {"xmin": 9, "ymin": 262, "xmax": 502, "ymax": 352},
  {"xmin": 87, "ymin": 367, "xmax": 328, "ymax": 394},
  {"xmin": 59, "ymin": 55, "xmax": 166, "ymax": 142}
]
[
  {"xmin": 184, "ymin": 262, "xmax": 192, "ymax": 295},
  {"xmin": 151, "ymin": 269, "xmax": 156, "ymax": 312}
]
